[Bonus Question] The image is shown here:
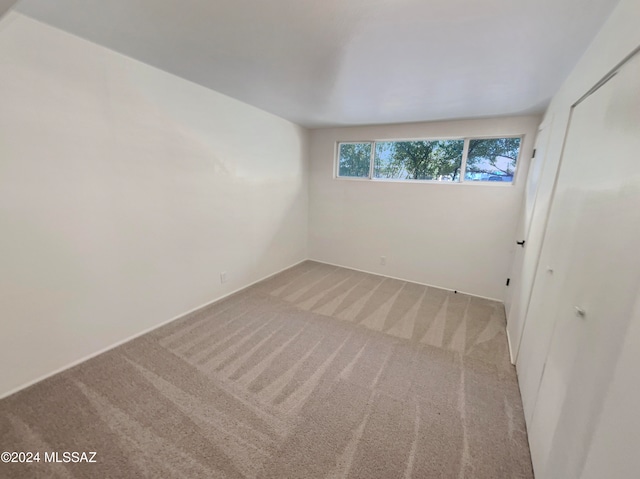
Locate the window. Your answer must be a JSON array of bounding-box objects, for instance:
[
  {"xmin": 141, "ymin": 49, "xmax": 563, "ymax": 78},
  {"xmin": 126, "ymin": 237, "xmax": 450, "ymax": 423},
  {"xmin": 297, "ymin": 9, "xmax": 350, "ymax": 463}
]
[
  {"xmin": 336, "ymin": 136, "xmax": 522, "ymax": 184},
  {"xmin": 337, "ymin": 142, "xmax": 371, "ymax": 178},
  {"xmin": 374, "ymin": 140, "xmax": 464, "ymax": 181},
  {"xmin": 465, "ymin": 138, "xmax": 522, "ymax": 182}
]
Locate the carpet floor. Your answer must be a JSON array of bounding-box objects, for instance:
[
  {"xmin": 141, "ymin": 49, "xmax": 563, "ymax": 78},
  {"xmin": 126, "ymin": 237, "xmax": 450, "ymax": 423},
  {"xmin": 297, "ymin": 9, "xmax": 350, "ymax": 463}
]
[{"xmin": 0, "ymin": 261, "xmax": 533, "ymax": 478}]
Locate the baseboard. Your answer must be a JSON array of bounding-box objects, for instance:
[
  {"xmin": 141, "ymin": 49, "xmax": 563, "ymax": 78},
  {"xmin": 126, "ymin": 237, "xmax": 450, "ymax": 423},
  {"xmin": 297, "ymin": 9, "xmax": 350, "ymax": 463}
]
[
  {"xmin": 2, "ymin": 256, "xmax": 503, "ymax": 400},
  {"xmin": 506, "ymin": 328, "xmax": 516, "ymax": 365},
  {"xmin": 308, "ymin": 258, "xmax": 504, "ymax": 303},
  {"xmin": 0, "ymin": 258, "xmax": 308, "ymax": 401}
]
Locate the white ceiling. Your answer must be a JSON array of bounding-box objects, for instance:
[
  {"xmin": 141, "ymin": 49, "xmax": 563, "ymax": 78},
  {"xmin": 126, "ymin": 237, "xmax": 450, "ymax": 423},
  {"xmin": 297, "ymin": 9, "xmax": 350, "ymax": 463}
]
[
  {"xmin": 0, "ymin": 0, "xmax": 18, "ymax": 18},
  {"xmin": 16, "ymin": 0, "xmax": 620, "ymax": 127}
]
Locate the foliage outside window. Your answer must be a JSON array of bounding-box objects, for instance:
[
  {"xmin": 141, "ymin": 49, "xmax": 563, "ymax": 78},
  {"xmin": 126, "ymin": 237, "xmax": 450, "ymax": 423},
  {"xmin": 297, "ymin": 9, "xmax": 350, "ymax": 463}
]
[
  {"xmin": 337, "ymin": 137, "xmax": 522, "ymax": 183},
  {"xmin": 465, "ymin": 138, "xmax": 521, "ymax": 182},
  {"xmin": 338, "ymin": 142, "xmax": 371, "ymax": 178},
  {"xmin": 375, "ymin": 140, "xmax": 464, "ymax": 181}
]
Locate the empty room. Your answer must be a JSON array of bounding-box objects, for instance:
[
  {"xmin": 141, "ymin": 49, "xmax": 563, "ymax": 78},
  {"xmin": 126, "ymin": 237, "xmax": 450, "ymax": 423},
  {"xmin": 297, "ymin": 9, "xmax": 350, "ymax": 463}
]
[{"xmin": 1, "ymin": 0, "xmax": 639, "ymax": 478}]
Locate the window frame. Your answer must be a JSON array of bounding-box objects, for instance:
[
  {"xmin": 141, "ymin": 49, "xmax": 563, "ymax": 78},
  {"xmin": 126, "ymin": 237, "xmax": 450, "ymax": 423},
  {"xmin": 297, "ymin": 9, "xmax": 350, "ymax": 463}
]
[
  {"xmin": 335, "ymin": 141, "xmax": 375, "ymax": 180},
  {"xmin": 335, "ymin": 134, "xmax": 525, "ymax": 186}
]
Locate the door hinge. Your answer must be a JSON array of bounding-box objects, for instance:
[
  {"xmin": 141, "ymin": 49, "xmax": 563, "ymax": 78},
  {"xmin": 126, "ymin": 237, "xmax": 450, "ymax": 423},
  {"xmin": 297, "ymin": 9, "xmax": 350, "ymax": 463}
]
[{"xmin": 506, "ymin": 278, "xmax": 510, "ymax": 286}]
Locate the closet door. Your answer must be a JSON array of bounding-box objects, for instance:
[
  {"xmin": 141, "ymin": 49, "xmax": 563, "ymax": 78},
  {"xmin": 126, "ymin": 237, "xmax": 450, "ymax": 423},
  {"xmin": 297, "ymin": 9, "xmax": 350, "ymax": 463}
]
[
  {"xmin": 525, "ymin": 50, "xmax": 640, "ymax": 478},
  {"xmin": 504, "ymin": 120, "xmax": 552, "ymax": 362}
]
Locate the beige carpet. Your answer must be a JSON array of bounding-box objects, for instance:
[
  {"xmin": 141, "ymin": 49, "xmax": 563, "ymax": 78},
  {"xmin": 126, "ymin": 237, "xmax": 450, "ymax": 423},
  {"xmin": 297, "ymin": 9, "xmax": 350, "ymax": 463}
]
[{"xmin": 0, "ymin": 261, "xmax": 533, "ymax": 478}]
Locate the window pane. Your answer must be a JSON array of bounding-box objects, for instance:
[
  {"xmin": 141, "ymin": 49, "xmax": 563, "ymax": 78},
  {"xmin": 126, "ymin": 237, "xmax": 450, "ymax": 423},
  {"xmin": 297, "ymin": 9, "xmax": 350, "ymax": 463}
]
[
  {"xmin": 338, "ymin": 142, "xmax": 371, "ymax": 178},
  {"xmin": 465, "ymin": 138, "xmax": 521, "ymax": 182},
  {"xmin": 374, "ymin": 140, "xmax": 464, "ymax": 181}
]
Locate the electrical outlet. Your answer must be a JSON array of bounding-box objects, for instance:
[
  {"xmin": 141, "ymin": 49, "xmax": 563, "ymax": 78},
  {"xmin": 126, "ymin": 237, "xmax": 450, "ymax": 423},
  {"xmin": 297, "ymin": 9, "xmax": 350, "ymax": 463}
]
[
  {"xmin": 220, "ymin": 271, "xmax": 227, "ymax": 284},
  {"xmin": 380, "ymin": 256, "xmax": 386, "ymax": 266}
]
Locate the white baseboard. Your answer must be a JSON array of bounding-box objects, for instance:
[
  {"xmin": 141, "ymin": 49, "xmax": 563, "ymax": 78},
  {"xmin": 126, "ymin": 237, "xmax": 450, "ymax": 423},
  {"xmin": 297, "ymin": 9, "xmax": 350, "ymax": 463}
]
[
  {"xmin": 2, "ymin": 256, "xmax": 505, "ymax": 400},
  {"xmin": 0, "ymin": 258, "xmax": 307, "ymax": 401},
  {"xmin": 308, "ymin": 258, "xmax": 504, "ymax": 303},
  {"xmin": 507, "ymin": 328, "xmax": 516, "ymax": 365}
]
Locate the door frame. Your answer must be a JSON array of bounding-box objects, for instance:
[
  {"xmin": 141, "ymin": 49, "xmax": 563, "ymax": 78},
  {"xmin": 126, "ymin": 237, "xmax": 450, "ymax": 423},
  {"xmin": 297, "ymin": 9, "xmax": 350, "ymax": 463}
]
[
  {"xmin": 524, "ymin": 43, "xmax": 640, "ymax": 476},
  {"xmin": 505, "ymin": 117, "xmax": 553, "ymax": 363}
]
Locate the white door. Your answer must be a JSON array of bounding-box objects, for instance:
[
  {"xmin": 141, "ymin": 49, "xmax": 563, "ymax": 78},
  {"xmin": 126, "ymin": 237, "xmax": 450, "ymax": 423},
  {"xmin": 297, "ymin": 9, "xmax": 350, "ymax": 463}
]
[
  {"xmin": 504, "ymin": 120, "xmax": 552, "ymax": 362},
  {"xmin": 525, "ymin": 50, "xmax": 640, "ymax": 478}
]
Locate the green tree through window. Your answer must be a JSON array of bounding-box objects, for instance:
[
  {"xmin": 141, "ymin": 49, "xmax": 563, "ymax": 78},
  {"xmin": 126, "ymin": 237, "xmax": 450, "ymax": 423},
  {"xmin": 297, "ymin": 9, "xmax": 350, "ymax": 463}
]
[
  {"xmin": 338, "ymin": 143, "xmax": 371, "ymax": 177},
  {"xmin": 466, "ymin": 138, "xmax": 521, "ymax": 179},
  {"xmin": 336, "ymin": 137, "xmax": 522, "ymax": 183},
  {"xmin": 375, "ymin": 140, "xmax": 464, "ymax": 181}
]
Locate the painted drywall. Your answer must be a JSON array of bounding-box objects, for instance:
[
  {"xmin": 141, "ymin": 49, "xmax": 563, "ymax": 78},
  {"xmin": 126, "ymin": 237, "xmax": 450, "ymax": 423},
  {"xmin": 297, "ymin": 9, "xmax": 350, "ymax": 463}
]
[
  {"xmin": 308, "ymin": 116, "xmax": 540, "ymax": 301},
  {"xmin": 513, "ymin": 0, "xmax": 640, "ymax": 477},
  {"xmin": 16, "ymin": 0, "xmax": 620, "ymax": 127},
  {"xmin": 580, "ymin": 289, "xmax": 640, "ymax": 479},
  {"xmin": 0, "ymin": 13, "xmax": 309, "ymax": 398},
  {"xmin": 0, "ymin": 0, "xmax": 18, "ymax": 19}
]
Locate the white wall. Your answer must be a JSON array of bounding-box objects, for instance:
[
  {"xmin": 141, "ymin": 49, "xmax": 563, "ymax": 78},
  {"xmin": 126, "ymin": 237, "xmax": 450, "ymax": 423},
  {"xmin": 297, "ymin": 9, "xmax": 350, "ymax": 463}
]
[
  {"xmin": 0, "ymin": 0, "xmax": 17, "ymax": 19},
  {"xmin": 580, "ymin": 289, "xmax": 640, "ymax": 479},
  {"xmin": 308, "ymin": 116, "xmax": 540, "ymax": 301},
  {"xmin": 513, "ymin": 0, "xmax": 640, "ymax": 477},
  {"xmin": 0, "ymin": 13, "xmax": 309, "ymax": 398}
]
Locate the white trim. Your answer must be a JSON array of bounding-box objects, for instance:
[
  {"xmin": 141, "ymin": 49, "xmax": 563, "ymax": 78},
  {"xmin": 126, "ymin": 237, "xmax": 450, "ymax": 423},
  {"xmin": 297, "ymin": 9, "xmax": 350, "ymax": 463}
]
[
  {"xmin": 507, "ymin": 328, "xmax": 516, "ymax": 365},
  {"xmin": 0, "ymin": 258, "xmax": 307, "ymax": 401},
  {"xmin": 367, "ymin": 135, "xmax": 466, "ymax": 142},
  {"xmin": 511, "ymin": 117, "xmax": 554, "ymax": 363},
  {"xmin": 335, "ymin": 176, "xmax": 515, "ymax": 187},
  {"xmin": 307, "ymin": 258, "xmax": 504, "ymax": 303},
  {"xmin": 462, "ymin": 133, "xmax": 524, "ymax": 141},
  {"xmin": 459, "ymin": 138, "xmax": 470, "ymax": 183},
  {"xmin": 1, "ymin": 255, "xmax": 505, "ymax": 400},
  {"xmin": 334, "ymin": 176, "xmax": 372, "ymax": 182}
]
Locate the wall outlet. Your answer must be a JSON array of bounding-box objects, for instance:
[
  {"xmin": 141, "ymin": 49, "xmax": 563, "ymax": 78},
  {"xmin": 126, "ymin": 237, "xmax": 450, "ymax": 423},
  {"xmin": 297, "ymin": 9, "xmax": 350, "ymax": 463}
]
[
  {"xmin": 380, "ymin": 256, "xmax": 386, "ymax": 266},
  {"xmin": 220, "ymin": 271, "xmax": 227, "ymax": 284}
]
